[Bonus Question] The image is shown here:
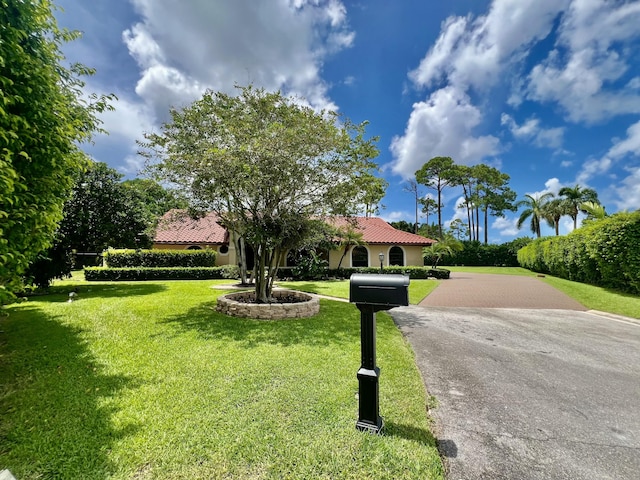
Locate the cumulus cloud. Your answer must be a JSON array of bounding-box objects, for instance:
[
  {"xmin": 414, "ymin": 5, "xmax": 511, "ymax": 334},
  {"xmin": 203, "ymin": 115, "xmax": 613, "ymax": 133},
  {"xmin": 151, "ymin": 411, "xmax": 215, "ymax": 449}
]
[
  {"xmin": 577, "ymin": 120, "xmax": 640, "ymax": 184},
  {"xmin": 613, "ymin": 167, "xmax": 640, "ymax": 211},
  {"xmin": 392, "ymin": 0, "xmax": 566, "ymax": 177},
  {"xmin": 492, "ymin": 216, "xmax": 520, "ymax": 237},
  {"xmin": 524, "ymin": 0, "xmax": 640, "ymax": 122},
  {"xmin": 390, "ymin": 87, "xmax": 500, "ymax": 176},
  {"xmin": 501, "ymin": 113, "xmax": 565, "ymax": 149},
  {"xmin": 123, "ymin": 0, "xmax": 354, "ymax": 120}
]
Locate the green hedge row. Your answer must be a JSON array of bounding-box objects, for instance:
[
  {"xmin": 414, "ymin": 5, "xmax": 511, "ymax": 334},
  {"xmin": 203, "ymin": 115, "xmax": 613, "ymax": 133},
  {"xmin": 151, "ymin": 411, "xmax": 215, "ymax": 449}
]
[
  {"xmin": 517, "ymin": 211, "xmax": 640, "ymax": 293},
  {"xmin": 84, "ymin": 267, "xmax": 230, "ymax": 281},
  {"xmin": 440, "ymin": 238, "xmax": 533, "ymax": 267},
  {"xmin": 277, "ymin": 266, "xmax": 450, "ymax": 280},
  {"xmin": 103, "ymin": 249, "xmax": 217, "ymax": 268}
]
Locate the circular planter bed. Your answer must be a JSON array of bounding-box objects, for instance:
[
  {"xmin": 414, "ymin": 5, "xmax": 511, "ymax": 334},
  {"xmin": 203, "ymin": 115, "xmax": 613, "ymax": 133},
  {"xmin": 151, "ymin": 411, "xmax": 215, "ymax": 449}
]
[{"xmin": 216, "ymin": 289, "xmax": 319, "ymax": 319}]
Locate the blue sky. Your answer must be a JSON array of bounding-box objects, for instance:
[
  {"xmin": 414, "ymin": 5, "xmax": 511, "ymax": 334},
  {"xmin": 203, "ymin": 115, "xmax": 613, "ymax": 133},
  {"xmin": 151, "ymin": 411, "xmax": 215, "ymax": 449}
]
[{"xmin": 55, "ymin": 0, "xmax": 640, "ymax": 242}]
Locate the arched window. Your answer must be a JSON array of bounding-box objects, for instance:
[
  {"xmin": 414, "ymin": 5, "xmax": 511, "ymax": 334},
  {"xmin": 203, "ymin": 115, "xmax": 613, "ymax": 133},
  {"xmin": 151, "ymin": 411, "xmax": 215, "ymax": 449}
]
[
  {"xmin": 351, "ymin": 246, "xmax": 368, "ymax": 267},
  {"xmin": 389, "ymin": 246, "xmax": 404, "ymax": 266},
  {"xmin": 186, "ymin": 245, "xmax": 202, "ymax": 250}
]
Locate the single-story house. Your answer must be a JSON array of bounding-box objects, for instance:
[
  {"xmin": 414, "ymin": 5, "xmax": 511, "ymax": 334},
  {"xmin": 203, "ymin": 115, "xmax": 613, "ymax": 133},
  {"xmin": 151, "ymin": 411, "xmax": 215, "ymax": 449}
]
[{"xmin": 153, "ymin": 211, "xmax": 434, "ymax": 268}]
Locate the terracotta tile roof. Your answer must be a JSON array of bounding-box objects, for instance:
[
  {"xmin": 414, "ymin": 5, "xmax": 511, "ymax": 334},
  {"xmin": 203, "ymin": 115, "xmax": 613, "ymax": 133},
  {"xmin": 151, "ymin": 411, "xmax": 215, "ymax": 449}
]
[
  {"xmin": 154, "ymin": 211, "xmax": 434, "ymax": 246},
  {"xmin": 154, "ymin": 211, "xmax": 229, "ymax": 245},
  {"xmin": 329, "ymin": 216, "xmax": 435, "ymax": 245}
]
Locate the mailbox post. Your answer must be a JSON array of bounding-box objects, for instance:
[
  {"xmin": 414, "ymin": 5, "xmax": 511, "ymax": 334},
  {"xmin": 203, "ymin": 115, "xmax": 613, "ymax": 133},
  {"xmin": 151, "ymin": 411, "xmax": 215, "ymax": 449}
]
[{"xmin": 349, "ymin": 273, "xmax": 410, "ymax": 434}]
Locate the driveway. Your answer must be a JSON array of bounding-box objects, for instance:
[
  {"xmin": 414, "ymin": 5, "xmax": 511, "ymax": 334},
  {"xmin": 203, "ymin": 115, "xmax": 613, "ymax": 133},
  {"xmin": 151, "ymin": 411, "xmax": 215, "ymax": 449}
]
[{"xmin": 390, "ymin": 273, "xmax": 640, "ymax": 479}]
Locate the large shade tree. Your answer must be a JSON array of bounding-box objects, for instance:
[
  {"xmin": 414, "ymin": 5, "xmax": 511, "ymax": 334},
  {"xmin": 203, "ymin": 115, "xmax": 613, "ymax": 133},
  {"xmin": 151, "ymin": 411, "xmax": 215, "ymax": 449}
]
[
  {"xmin": 141, "ymin": 85, "xmax": 380, "ymax": 302},
  {"xmin": 0, "ymin": 0, "xmax": 112, "ymax": 301}
]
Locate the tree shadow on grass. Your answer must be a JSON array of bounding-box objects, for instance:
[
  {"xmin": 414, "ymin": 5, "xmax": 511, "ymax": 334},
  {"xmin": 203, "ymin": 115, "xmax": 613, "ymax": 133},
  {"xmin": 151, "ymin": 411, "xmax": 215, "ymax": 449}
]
[
  {"xmin": 32, "ymin": 282, "xmax": 167, "ymax": 303},
  {"xmin": 0, "ymin": 306, "xmax": 139, "ymax": 479},
  {"xmin": 161, "ymin": 299, "xmax": 361, "ymax": 348}
]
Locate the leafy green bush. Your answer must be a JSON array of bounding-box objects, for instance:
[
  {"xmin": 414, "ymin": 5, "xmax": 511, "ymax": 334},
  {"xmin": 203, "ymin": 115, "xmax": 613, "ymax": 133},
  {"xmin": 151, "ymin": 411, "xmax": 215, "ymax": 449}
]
[
  {"xmin": 518, "ymin": 211, "xmax": 640, "ymax": 293},
  {"xmin": 326, "ymin": 266, "xmax": 446, "ymax": 279},
  {"xmin": 218, "ymin": 264, "xmax": 240, "ymax": 279},
  {"xmin": 84, "ymin": 267, "xmax": 226, "ymax": 281},
  {"xmin": 103, "ymin": 249, "xmax": 217, "ymax": 268},
  {"xmin": 440, "ymin": 238, "xmax": 533, "ymax": 266}
]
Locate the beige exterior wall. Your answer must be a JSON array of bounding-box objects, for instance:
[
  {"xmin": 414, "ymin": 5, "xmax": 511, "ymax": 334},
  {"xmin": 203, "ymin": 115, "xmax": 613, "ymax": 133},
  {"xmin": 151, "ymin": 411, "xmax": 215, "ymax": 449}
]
[
  {"xmin": 327, "ymin": 244, "xmax": 425, "ymax": 268},
  {"xmin": 152, "ymin": 242, "xmax": 427, "ymax": 268}
]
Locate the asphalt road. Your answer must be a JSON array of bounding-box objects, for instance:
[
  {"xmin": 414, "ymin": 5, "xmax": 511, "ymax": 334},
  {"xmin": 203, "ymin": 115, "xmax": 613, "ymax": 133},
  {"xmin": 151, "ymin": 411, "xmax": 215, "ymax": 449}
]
[{"xmin": 390, "ymin": 306, "xmax": 640, "ymax": 480}]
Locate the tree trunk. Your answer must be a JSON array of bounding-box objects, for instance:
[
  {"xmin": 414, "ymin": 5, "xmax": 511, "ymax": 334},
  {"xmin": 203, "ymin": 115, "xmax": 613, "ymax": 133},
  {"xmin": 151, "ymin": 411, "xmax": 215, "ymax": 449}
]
[
  {"xmin": 437, "ymin": 187, "xmax": 443, "ymax": 239},
  {"xmin": 236, "ymin": 235, "xmax": 249, "ymax": 285},
  {"xmin": 255, "ymin": 244, "xmax": 269, "ymax": 303},
  {"xmin": 483, "ymin": 206, "xmax": 488, "ymax": 244}
]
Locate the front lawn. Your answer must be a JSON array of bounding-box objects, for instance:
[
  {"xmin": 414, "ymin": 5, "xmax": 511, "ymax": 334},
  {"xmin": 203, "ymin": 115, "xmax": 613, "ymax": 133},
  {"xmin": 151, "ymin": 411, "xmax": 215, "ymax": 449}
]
[{"xmin": 0, "ymin": 280, "xmax": 443, "ymax": 479}]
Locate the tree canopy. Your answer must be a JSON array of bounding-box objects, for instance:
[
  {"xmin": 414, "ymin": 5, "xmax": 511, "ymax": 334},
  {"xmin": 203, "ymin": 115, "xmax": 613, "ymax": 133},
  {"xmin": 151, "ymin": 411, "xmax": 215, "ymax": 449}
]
[
  {"xmin": 0, "ymin": 0, "xmax": 112, "ymax": 301},
  {"xmin": 141, "ymin": 85, "xmax": 381, "ymax": 302}
]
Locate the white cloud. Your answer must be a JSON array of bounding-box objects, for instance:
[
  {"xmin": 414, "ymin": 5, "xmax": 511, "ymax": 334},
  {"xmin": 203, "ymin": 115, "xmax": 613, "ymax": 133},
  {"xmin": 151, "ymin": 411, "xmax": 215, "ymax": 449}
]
[
  {"xmin": 577, "ymin": 120, "xmax": 640, "ymax": 184},
  {"xmin": 124, "ymin": 0, "xmax": 354, "ymax": 120},
  {"xmin": 410, "ymin": 0, "xmax": 567, "ymax": 91},
  {"xmin": 524, "ymin": 0, "xmax": 640, "ymax": 122},
  {"xmin": 529, "ymin": 177, "xmax": 564, "ymax": 197},
  {"xmin": 501, "ymin": 113, "xmax": 564, "ymax": 149},
  {"xmin": 390, "ymin": 87, "xmax": 500, "ymax": 176},
  {"xmin": 613, "ymin": 167, "xmax": 640, "ymax": 211},
  {"xmin": 381, "ymin": 211, "xmax": 412, "ymax": 222},
  {"xmin": 492, "ymin": 216, "xmax": 520, "ymax": 237},
  {"xmin": 394, "ymin": 0, "xmax": 566, "ymax": 177}
]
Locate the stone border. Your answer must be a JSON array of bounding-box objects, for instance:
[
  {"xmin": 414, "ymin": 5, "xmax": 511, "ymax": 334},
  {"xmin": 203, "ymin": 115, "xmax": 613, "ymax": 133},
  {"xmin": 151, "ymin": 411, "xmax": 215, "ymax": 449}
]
[{"xmin": 216, "ymin": 289, "xmax": 319, "ymax": 319}]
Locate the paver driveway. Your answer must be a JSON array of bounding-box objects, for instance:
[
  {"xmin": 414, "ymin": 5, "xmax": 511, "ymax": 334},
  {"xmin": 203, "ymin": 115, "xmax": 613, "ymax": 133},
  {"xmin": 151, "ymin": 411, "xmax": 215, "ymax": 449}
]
[{"xmin": 390, "ymin": 273, "xmax": 640, "ymax": 479}]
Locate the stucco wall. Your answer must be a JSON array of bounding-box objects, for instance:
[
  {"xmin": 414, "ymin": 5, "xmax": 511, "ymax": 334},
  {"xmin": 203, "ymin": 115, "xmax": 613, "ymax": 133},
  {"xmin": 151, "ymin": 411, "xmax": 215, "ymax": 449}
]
[
  {"xmin": 327, "ymin": 245, "xmax": 425, "ymax": 268},
  {"xmin": 153, "ymin": 243, "xmax": 426, "ymax": 268}
]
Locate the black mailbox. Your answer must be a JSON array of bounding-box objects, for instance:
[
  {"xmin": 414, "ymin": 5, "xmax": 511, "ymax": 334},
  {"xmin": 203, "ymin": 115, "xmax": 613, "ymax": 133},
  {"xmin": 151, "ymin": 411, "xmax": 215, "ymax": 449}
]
[
  {"xmin": 349, "ymin": 273, "xmax": 410, "ymax": 308},
  {"xmin": 349, "ymin": 273, "xmax": 410, "ymax": 434}
]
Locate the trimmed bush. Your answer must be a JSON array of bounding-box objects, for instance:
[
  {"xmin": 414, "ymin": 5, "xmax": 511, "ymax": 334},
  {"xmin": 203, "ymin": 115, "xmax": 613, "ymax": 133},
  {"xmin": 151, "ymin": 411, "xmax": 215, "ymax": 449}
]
[
  {"xmin": 324, "ymin": 266, "xmax": 447, "ymax": 280},
  {"xmin": 84, "ymin": 267, "xmax": 226, "ymax": 281},
  {"xmin": 440, "ymin": 238, "xmax": 533, "ymax": 267},
  {"xmin": 518, "ymin": 211, "xmax": 640, "ymax": 293},
  {"xmin": 103, "ymin": 249, "xmax": 217, "ymax": 268}
]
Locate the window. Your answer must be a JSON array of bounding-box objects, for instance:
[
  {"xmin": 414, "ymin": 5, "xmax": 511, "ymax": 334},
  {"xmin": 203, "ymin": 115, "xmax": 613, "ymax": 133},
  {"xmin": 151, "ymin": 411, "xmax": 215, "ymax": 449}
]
[
  {"xmin": 219, "ymin": 245, "xmax": 229, "ymax": 255},
  {"xmin": 351, "ymin": 246, "xmax": 368, "ymax": 267},
  {"xmin": 389, "ymin": 246, "xmax": 404, "ymax": 266},
  {"xmin": 186, "ymin": 245, "xmax": 202, "ymax": 250}
]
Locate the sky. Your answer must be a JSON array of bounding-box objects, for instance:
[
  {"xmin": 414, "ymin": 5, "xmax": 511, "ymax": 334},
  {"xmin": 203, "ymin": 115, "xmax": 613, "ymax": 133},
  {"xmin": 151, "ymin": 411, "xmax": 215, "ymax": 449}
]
[{"xmin": 54, "ymin": 0, "xmax": 640, "ymax": 243}]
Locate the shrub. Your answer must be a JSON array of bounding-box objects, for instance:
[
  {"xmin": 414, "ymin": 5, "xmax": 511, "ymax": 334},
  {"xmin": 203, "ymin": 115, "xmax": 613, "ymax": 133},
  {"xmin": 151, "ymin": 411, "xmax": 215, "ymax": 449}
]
[
  {"xmin": 218, "ymin": 264, "xmax": 240, "ymax": 279},
  {"xmin": 326, "ymin": 266, "xmax": 445, "ymax": 280},
  {"xmin": 84, "ymin": 267, "xmax": 226, "ymax": 281},
  {"xmin": 440, "ymin": 238, "xmax": 533, "ymax": 267},
  {"xmin": 518, "ymin": 211, "xmax": 640, "ymax": 293},
  {"xmin": 103, "ymin": 249, "xmax": 217, "ymax": 268}
]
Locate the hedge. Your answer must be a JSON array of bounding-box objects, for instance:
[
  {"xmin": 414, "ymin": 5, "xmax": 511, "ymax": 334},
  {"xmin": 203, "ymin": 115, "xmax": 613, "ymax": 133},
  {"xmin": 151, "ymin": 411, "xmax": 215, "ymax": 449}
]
[
  {"xmin": 277, "ymin": 266, "xmax": 450, "ymax": 280},
  {"xmin": 103, "ymin": 249, "xmax": 217, "ymax": 268},
  {"xmin": 440, "ymin": 238, "xmax": 533, "ymax": 267},
  {"xmin": 517, "ymin": 211, "xmax": 640, "ymax": 293},
  {"xmin": 84, "ymin": 267, "xmax": 228, "ymax": 281}
]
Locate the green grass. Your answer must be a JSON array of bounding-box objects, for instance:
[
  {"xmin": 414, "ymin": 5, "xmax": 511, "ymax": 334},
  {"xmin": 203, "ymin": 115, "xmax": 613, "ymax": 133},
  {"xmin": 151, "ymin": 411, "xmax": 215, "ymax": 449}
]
[
  {"xmin": 0, "ymin": 279, "xmax": 443, "ymax": 479},
  {"xmin": 280, "ymin": 279, "xmax": 440, "ymax": 305},
  {"xmin": 445, "ymin": 266, "xmax": 640, "ymax": 319}
]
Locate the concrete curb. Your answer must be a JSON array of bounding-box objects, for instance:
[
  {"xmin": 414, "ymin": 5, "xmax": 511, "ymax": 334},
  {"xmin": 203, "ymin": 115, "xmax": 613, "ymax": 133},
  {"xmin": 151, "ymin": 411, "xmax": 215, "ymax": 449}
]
[{"xmin": 586, "ymin": 309, "xmax": 640, "ymax": 326}]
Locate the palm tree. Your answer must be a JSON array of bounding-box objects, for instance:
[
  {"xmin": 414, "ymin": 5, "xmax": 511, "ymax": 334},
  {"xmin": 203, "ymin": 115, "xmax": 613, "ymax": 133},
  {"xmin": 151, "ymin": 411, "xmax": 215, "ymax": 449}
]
[
  {"xmin": 543, "ymin": 198, "xmax": 572, "ymax": 235},
  {"xmin": 580, "ymin": 201, "xmax": 606, "ymax": 220},
  {"xmin": 422, "ymin": 235, "xmax": 463, "ymax": 268},
  {"xmin": 516, "ymin": 193, "xmax": 554, "ymax": 238},
  {"xmin": 336, "ymin": 226, "xmax": 365, "ymax": 269},
  {"xmin": 558, "ymin": 184, "xmax": 598, "ymax": 230}
]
